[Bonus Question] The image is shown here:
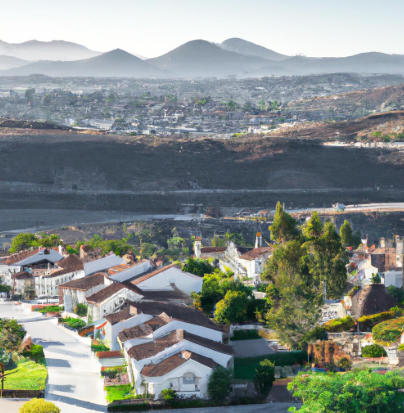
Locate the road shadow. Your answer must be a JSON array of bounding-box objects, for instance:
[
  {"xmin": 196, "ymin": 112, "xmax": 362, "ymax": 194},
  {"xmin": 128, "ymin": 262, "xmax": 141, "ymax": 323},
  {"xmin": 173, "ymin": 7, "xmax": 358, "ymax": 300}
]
[
  {"xmin": 34, "ymin": 339, "xmax": 65, "ymax": 348},
  {"xmin": 46, "ymin": 393, "xmax": 107, "ymax": 412},
  {"xmin": 46, "ymin": 358, "xmax": 71, "ymax": 368},
  {"xmin": 48, "ymin": 384, "xmax": 76, "ymax": 393}
]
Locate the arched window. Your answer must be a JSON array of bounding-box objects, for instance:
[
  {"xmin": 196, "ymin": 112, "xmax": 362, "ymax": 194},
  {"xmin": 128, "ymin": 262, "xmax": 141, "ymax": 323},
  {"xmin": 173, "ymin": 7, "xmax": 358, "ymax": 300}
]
[{"xmin": 183, "ymin": 372, "xmax": 195, "ymax": 385}]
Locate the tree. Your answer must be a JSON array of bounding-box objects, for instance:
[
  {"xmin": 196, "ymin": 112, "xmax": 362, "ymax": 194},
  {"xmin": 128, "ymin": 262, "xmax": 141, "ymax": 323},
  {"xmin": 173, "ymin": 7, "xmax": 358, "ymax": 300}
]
[
  {"xmin": 207, "ymin": 366, "xmax": 232, "ymax": 401},
  {"xmin": 161, "ymin": 389, "xmax": 177, "ymax": 401},
  {"xmin": 371, "ymin": 273, "xmax": 381, "ymax": 284},
  {"xmin": 19, "ymin": 399, "xmax": 60, "ymax": 413},
  {"xmin": 262, "ymin": 241, "xmax": 323, "ymax": 349},
  {"xmin": 10, "ymin": 233, "xmax": 40, "ymax": 253},
  {"xmin": 214, "ymin": 290, "xmax": 249, "ymax": 324},
  {"xmin": 339, "ymin": 220, "xmax": 361, "ymax": 249},
  {"xmin": 270, "ymin": 202, "xmax": 298, "ymax": 243},
  {"xmin": 288, "ymin": 370, "xmax": 404, "ymax": 413},
  {"xmin": 254, "ymin": 359, "xmax": 275, "ymax": 399},
  {"xmin": 182, "ymin": 257, "xmax": 214, "ymax": 277},
  {"xmin": 302, "ymin": 212, "xmax": 323, "ymax": 240}
]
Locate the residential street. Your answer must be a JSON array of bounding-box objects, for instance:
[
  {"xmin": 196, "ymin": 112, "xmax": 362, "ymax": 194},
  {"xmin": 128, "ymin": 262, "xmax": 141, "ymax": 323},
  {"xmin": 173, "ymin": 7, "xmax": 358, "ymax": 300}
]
[
  {"xmin": 0, "ymin": 299, "xmax": 299, "ymax": 413},
  {"xmin": 0, "ymin": 299, "xmax": 107, "ymax": 413}
]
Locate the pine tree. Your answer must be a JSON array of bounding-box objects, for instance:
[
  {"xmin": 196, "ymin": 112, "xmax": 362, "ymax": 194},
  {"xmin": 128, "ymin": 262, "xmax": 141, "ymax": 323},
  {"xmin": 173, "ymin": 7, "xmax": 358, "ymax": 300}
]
[{"xmin": 270, "ymin": 202, "xmax": 298, "ymax": 243}]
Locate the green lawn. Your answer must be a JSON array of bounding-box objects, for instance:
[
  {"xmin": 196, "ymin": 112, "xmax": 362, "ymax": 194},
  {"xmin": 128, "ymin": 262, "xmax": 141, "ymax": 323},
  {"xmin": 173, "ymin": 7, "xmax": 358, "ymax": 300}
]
[
  {"xmin": 105, "ymin": 384, "xmax": 136, "ymax": 403},
  {"xmin": 4, "ymin": 361, "xmax": 47, "ymax": 390},
  {"xmin": 234, "ymin": 351, "xmax": 307, "ymax": 380}
]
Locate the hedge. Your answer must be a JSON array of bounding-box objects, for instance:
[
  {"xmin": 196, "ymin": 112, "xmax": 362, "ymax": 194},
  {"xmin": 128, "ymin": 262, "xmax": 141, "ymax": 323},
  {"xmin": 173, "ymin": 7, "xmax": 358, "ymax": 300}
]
[
  {"xmin": 60, "ymin": 317, "xmax": 86, "ymax": 330},
  {"xmin": 372, "ymin": 316, "xmax": 404, "ymax": 343},
  {"xmin": 358, "ymin": 311, "xmax": 397, "ymax": 331},
  {"xmin": 231, "ymin": 329, "xmax": 261, "ymax": 341},
  {"xmin": 92, "ymin": 343, "xmax": 110, "ymax": 352},
  {"xmin": 324, "ymin": 316, "xmax": 355, "ymax": 333},
  {"xmin": 234, "ymin": 351, "xmax": 307, "ymax": 380},
  {"xmin": 362, "ymin": 344, "xmax": 387, "ymax": 358}
]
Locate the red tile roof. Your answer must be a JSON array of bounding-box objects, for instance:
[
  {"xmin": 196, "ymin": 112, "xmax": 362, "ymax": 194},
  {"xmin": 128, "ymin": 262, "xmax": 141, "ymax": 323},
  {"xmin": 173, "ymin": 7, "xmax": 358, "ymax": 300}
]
[{"xmin": 239, "ymin": 247, "xmax": 273, "ymax": 261}]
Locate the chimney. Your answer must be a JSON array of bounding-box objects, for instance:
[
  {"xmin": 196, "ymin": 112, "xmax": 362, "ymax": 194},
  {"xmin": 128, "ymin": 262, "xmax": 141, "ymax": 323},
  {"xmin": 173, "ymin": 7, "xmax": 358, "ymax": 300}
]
[
  {"xmin": 79, "ymin": 245, "xmax": 86, "ymax": 260},
  {"xmin": 58, "ymin": 245, "xmax": 65, "ymax": 255},
  {"xmin": 361, "ymin": 236, "xmax": 368, "ymax": 247},
  {"xmin": 194, "ymin": 237, "xmax": 202, "ymax": 259},
  {"xmin": 129, "ymin": 305, "xmax": 138, "ymax": 316},
  {"xmin": 255, "ymin": 232, "xmax": 262, "ymax": 248},
  {"xmin": 380, "ymin": 237, "xmax": 386, "ymax": 249}
]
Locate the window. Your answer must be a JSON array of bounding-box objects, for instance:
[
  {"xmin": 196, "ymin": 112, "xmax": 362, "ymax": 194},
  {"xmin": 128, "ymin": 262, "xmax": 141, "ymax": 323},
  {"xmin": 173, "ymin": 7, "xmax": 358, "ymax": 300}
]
[{"xmin": 183, "ymin": 372, "xmax": 195, "ymax": 385}]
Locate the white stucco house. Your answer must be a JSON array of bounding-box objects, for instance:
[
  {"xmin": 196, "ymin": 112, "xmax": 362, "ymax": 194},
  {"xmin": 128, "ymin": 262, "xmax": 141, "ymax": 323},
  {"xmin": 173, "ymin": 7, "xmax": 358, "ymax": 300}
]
[
  {"xmin": 125, "ymin": 329, "xmax": 233, "ymax": 399},
  {"xmin": 86, "ymin": 283, "xmax": 144, "ymax": 322},
  {"xmin": 84, "ymin": 254, "xmax": 126, "ymax": 276},
  {"xmin": 236, "ymin": 247, "xmax": 273, "ymax": 282},
  {"xmin": 384, "ymin": 269, "xmax": 403, "ymax": 288},
  {"xmin": 108, "ymin": 260, "xmax": 151, "ymax": 282},
  {"xmin": 131, "ymin": 264, "xmax": 202, "ymax": 296},
  {"xmin": 59, "ymin": 272, "xmax": 113, "ymax": 312}
]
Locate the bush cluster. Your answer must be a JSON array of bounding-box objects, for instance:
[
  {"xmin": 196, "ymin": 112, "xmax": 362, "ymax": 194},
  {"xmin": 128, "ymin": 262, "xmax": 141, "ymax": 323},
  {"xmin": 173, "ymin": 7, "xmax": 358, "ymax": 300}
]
[
  {"xmin": 74, "ymin": 303, "xmax": 88, "ymax": 316},
  {"xmin": 358, "ymin": 311, "xmax": 397, "ymax": 331},
  {"xmin": 92, "ymin": 343, "xmax": 110, "ymax": 352},
  {"xmin": 60, "ymin": 317, "xmax": 86, "ymax": 330},
  {"xmin": 362, "ymin": 344, "xmax": 387, "ymax": 358},
  {"xmin": 323, "ymin": 316, "xmax": 355, "ymax": 332},
  {"xmin": 231, "ymin": 329, "xmax": 261, "ymax": 341},
  {"xmin": 19, "ymin": 399, "xmax": 60, "ymax": 413},
  {"xmin": 372, "ymin": 316, "xmax": 404, "ymax": 343},
  {"xmin": 22, "ymin": 344, "xmax": 45, "ymax": 364}
]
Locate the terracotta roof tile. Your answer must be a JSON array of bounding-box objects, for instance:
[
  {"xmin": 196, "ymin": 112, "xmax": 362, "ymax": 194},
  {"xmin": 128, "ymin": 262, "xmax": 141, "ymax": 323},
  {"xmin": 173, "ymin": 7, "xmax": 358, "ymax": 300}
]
[
  {"xmin": 239, "ymin": 247, "xmax": 273, "ymax": 261},
  {"xmin": 97, "ymin": 351, "xmax": 123, "ymax": 359}
]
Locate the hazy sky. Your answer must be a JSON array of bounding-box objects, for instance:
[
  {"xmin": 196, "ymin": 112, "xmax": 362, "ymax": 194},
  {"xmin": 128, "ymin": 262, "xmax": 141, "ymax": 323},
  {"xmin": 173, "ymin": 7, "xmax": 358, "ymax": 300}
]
[{"xmin": 1, "ymin": 0, "xmax": 404, "ymax": 58}]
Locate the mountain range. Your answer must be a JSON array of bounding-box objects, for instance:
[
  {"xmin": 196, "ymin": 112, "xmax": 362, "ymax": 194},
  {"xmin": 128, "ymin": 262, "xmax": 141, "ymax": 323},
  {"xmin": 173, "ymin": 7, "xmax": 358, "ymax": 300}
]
[{"xmin": 1, "ymin": 37, "xmax": 404, "ymax": 78}]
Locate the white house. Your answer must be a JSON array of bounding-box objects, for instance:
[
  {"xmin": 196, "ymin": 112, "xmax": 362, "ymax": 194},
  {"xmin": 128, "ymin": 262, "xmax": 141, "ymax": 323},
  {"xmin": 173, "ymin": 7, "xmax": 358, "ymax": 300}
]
[
  {"xmin": 59, "ymin": 272, "xmax": 113, "ymax": 312},
  {"xmin": 125, "ymin": 329, "xmax": 233, "ymax": 398},
  {"xmin": 86, "ymin": 283, "xmax": 144, "ymax": 322},
  {"xmin": 106, "ymin": 301, "xmax": 222, "ymax": 351},
  {"xmin": 141, "ymin": 350, "xmax": 216, "ymax": 399},
  {"xmin": 84, "ymin": 254, "xmax": 126, "ymax": 276},
  {"xmin": 108, "ymin": 260, "xmax": 151, "ymax": 283},
  {"xmin": 384, "ymin": 269, "xmax": 403, "ymax": 288},
  {"xmin": 131, "ymin": 264, "xmax": 202, "ymax": 296},
  {"xmin": 236, "ymin": 247, "xmax": 273, "ymax": 282},
  {"xmin": 356, "ymin": 259, "xmax": 379, "ymax": 282}
]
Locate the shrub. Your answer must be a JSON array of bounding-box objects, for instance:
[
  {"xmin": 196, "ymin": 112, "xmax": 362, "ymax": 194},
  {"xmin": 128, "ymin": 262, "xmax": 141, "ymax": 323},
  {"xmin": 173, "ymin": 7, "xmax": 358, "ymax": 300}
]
[
  {"xmin": 347, "ymin": 285, "xmax": 360, "ymax": 297},
  {"xmin": 323, "ymin": 316, "xmax": 355, "ymax": 332},
  {"xmin": 398, "ymin": 344, "xmax": 404, "ymax": 352},
  {"xmin": 372, "ymin": 316, "xmax": 404, "ymax": 343},
  {"xmin": 207, "ymin": 366, "xmax": 232, "ymax": 401},
  {"xmin": 254, "ymin": 359, "xmax": 275, "ymax": 398},
  {"xmin": 387, "ymin": 286, "xmax": 404, "ymax": 303},
  {"xmin": 302, "ymin": 327, "xmax": 327, "ymax": 345},
  {"xmin": 358, "ymin": 311, "xmax": 397, "ymax": 331},
  {"xmin": 61, "ymin": 317, "xmax": 86, "ymax": 330},
  {"xmin": 337, "ymin": 357, "xmax": 352, "ymax": 370},
  {"xmin": 22, "ymin": 344, "xmax": 45, "ymax": 364},
  {"xmin": 362, "ymin": 344, "xmax": 387, "ymax": 358},
  {"xmin": 161, "ymin": 389, "xmax": 177, "ymax": 401},
  {"xmin": 371, "ymin": 273, "xmax": 381, "ymax": 284},
  {"xmin": 19, "ymin": 399, "xmax": 60, "ymax": 413},
  {"xmin": 92, "ymin": 343, "xmax": 110, "ymax": 352},
  {"xmin": 101, "ymin": 366, "xmax": 126, "ymax": 378},
  {"xmin": 38, "ymin": 306, "xmax": 61, "ymax": 314},
  {"xmin": 231, "ymin": 329, "xmax": 261, "ymax": 341},
  {"xmin": 74, "ymin": 303, "xmax": 88, "ymax": 317}
]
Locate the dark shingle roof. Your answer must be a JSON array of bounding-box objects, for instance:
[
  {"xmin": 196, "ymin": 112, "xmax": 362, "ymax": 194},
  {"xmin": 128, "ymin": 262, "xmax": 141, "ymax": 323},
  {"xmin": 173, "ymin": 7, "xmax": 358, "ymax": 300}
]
[
  {"xmin": 141, "ymin": 351, "xmax": 216, "ymax": 377},
  {"xmin": 59, "ymin": 273, "xmax": 108, "ymax": 291}
]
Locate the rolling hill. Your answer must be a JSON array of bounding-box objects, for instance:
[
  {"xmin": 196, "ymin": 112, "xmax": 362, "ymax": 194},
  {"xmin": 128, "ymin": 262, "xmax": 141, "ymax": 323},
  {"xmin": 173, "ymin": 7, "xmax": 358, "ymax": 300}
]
[
  {"xmin": 0, "ymin": 49, "xmax": 164, "ymax": 78},
  {"xmin": 0, "ymin": 55, "xmax": 29, "ymax": 70},
  {"xmin": 220, "ymin": 38, "xmax": 289, "ymax": 61},
  {"xmin": 0, "ymin": 39, "xmax": 101, "ymax": 61},
  {"xmin": 146, "ymin": 39, "xmax": 276, "ymax": 77}
]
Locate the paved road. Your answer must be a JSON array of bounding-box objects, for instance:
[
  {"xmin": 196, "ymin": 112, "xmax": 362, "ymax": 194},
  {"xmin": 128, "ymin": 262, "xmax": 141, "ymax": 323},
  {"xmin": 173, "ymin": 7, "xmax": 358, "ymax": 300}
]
[
  {"xmin": 0, "ymin": 300, "xmax": 300, "ymax": 413},
  {"xmin": 0, "ymin": 299, "xmax": 106, "ymax": 413}
]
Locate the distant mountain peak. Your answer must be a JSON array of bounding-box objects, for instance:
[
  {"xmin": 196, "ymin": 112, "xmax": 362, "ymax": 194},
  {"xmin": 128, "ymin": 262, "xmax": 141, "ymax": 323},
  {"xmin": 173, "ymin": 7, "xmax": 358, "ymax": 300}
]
[{"xmin": 220, "ymin": 38, "xmax": 289, "ymax": 61}]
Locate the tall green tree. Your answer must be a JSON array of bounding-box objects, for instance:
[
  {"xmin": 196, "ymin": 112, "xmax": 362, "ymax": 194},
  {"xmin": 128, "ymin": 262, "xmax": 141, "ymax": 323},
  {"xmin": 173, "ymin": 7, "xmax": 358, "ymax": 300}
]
[
  {"xmin": 207, "ymin": 366, "xmax": 232, "ymax": 401},
  {"xmin": 263, "ymin": 241, "xmax": 323, "ymax": 349},
  {"xmin": 339, "ymin": 220, "xmax": 361, "ymax": 248},
  {"xmin": 254, "ymin": 359, "xmax": 275, "ymax": 399},
  {"xmin": 270, "ymin": 202, "xmax": 298, "ymax": 243},
  {"xmin": 214, "ymin": 290, "xmax": 249, "ymax": 324}
]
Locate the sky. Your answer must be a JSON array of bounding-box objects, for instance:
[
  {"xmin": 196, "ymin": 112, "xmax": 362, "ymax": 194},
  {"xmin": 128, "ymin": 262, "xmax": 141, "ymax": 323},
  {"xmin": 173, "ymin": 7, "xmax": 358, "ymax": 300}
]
[{"xmin": 1, "ymin": 0, "xmax": 404, "ymax": 58}]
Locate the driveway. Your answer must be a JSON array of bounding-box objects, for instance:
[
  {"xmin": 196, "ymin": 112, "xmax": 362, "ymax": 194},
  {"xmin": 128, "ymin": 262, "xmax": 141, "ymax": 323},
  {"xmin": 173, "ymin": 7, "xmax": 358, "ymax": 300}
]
[
  {"xmin": 230, "ymin": 339, "xmax": 276, "ymax": 357},
  {"xmin": 0, "ymin": 300, "xmax": 106, "ymax": 413}
]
